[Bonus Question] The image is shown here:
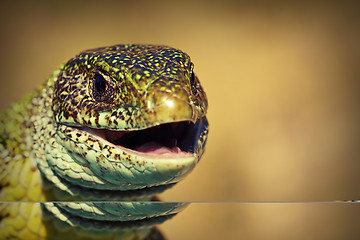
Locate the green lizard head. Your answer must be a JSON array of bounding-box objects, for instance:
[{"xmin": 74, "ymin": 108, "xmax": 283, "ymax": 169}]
[
  {"xmin": 53, "ymin": 44, "xmax": 207, "ymax": 130},
  {"xmin": 46, "ymin": 44, "xmax": 209, "ymax": 197}
]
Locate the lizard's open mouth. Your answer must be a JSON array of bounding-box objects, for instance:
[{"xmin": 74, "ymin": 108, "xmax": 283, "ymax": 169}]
[
  {"xmin": 81, "ymin": 117, "xmax": 206, "ymax": 156},
  {"xmin": 53, "ymin": 117, "xmax": 208, "ymax": 194}
]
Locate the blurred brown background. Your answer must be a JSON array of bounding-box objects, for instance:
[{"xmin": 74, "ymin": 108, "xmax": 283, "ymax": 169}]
[
  {"xmin": 162, "ymin": 203, "xmax": 360, "ymax": 240},
  {"xmin": 1, "ymin": 0, "xmax": 360, "ymax": 239}
]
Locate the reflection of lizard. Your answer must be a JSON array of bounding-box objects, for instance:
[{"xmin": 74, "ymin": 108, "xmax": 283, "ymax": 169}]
[
  {"xmin": 1, "ymin": 202, "xmax": 189, "ymax": 239},
  {"xmin": 0, "ymin": 45, "xmax": 208, "ymax": 239}
]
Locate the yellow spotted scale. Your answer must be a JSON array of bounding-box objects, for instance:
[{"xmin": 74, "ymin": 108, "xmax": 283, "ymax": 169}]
[{"xmin": 0, "ymin": 45, "xmax": 209, "ymax": 239}]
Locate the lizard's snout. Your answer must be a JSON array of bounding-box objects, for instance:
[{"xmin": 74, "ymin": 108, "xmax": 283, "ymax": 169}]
[{"xmin": 145, "ymin": 88, "xmax": 197, "ymax": 124}]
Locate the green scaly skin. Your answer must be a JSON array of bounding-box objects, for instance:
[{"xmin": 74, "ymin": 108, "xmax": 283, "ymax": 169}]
[{"xmin": 0, "ymin": 44, "xmax": 208, "ymax": 239}]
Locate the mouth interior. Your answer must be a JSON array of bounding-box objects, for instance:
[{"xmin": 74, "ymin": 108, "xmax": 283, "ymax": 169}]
[{"xmin": 83, "ymin": 120, "xmax": 202, "ymax": 155}]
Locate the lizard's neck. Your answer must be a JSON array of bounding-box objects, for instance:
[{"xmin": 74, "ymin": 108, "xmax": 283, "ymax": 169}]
[{"xmin": 0, "ymin": 73, "xmax": 55, "ymax": 202}]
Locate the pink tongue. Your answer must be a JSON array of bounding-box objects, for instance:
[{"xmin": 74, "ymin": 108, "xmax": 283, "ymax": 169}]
[{"xmin": 135, "ymin": 142, "xmax": 181, "ymax": 154}]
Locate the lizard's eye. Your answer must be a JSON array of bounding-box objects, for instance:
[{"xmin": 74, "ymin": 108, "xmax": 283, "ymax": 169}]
[{"xmin": 92, "ymin": 70, "xmax": 115, "ymax": 102}]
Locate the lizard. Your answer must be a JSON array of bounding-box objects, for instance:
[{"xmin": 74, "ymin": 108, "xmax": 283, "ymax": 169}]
[{"xmin": 0, "ymin": 44, "xmax": 209, "ymax": 239}]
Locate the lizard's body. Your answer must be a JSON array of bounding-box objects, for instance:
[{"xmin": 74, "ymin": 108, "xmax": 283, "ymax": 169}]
[{"xmin": 0, "ymin": 44, "xmax": 208, "ymax": 239}]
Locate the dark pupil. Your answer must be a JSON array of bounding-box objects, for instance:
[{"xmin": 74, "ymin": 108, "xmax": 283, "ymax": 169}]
[
  {"xmin": 190, "ymin": 71, "xmax": 195, "ymax": 85},
  {"xmin": 95, "ymin": 73, "xmax": 108, "ymax": 95}
]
